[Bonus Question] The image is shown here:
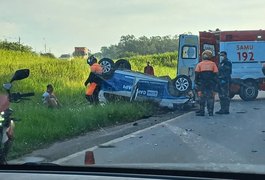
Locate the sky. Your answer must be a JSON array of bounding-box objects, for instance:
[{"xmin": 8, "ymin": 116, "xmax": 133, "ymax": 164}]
[{"xmin": 0, "ymin": 0, "xmax": 265, "ymax": 57}]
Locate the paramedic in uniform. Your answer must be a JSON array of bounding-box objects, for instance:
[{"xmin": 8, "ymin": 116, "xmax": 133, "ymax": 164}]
[
  {"xmin": 195, "ymin": 50, "xmax": 219, "ymax": 116},
  {"xmin": 84, "ymin": 55, "xmax": 103, "ymax": 104},
  {"xmin": 216, "ymin": 51, "xmax": 232, "ymax": 114}
]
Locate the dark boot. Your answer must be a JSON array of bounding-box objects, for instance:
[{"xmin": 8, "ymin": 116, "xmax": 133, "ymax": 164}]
[
  {"xmin": 196, "ymin": 109, "xmax": 203, "ymax": 114},
  {"xmin": 216, "ymin": 110, "xmax": 229, "ymax": 114},
  {"xmin": 196, "ymin": 106, "xmax": 205, "ymax": 116},
  {"xmin": 223, "ymin": 99, "xmax": 230, "ymax": 114},
  {"xmin": 85, "ymin": 95, "xmax": 94, "ymax": 104},
  {"xmin": 196, "ymin": 112, "xmax": 205, "ymax": 116},
  {"xmin": 215, "ymin": 110, "xmax": 224, "ymax": 114}
]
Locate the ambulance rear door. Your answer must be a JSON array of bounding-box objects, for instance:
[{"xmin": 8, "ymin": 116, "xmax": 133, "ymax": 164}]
[
  {"xmin": 177, "ymin": 34, "xmax": 199, "ymax": 84},
  {"xmin": 199, "ymin": 31, "xmax": 219, "ymax": 65}
]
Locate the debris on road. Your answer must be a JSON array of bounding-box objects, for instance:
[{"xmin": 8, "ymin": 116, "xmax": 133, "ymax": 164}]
[
  {"xmin": 98, "ymin": 144, "xmax": 116, "ymax": 148},
  {"xmin": 133, "ymin": 122, "xmax": 138, "ymax": 126},
  {"xmin": 236, "ymin": 111, "xmax": 247, "ymax": 114}
]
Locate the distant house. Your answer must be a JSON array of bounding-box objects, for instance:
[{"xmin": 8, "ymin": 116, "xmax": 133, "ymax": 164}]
[{"xmin": 73, "ymin": 47, "xmax": 90, "ymax": 59}]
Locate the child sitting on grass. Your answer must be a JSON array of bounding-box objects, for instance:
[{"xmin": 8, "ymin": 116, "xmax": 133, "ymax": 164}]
[{"xmin": 42, "ymin": 84, "xmax": 61, "ymax": 108}]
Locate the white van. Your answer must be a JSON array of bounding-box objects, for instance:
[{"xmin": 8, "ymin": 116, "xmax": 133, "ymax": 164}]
[{"xmin": 177, "ymin": 30, "xmax": 265, "ymax": 101}]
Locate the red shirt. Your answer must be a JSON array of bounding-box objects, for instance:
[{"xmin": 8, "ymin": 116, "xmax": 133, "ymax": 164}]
[{"xmin": 144, "ymin": 65, "xmax": 154, "ymax": 75}]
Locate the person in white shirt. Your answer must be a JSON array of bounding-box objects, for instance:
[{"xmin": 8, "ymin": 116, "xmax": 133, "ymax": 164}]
[{"xmin": 42, "ymin": 84, "xmax": 61, "ymax": 108}]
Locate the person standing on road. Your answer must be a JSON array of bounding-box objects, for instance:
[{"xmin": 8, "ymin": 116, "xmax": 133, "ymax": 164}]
[
  {"xmin": 216, "ymin": 51, "xmax": 232, "ymax": 114},
  {"xmin": 84, "ymin": 55, "xmax": 103, "ymax": 104},
  {"xmin": 144, "ymin": 61, "xmax": 154, "ymax": 75},
  {"xmin": 195, "ymin": 50, "xmax": 219, "ymax": 116}
]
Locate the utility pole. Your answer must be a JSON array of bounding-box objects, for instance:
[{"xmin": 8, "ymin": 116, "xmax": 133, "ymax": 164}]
[
  {"xmin": 43, "ymin": 38, "xmax": 47, "ymax": 53},
  {"xmin": 18, "ymin": 36, "xmax": 21, "ymax": 51}
]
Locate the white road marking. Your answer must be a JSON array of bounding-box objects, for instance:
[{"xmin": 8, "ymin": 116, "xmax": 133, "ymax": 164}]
[{"xmin": 53, "ymin": 112, "xmax": 194, "ymax": 164}]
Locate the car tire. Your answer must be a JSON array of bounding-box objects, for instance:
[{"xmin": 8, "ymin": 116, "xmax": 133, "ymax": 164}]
[
  {"xmin": 99, "ymin": 58, "xmax": 115, "ymax": 79},
  {"xmin": 239, "ymin": 80, "xmax": 258, "ymax": 101},
  {"xmin": 173, "ymin": 75, "xmax": 192, "ymax": 93},
  {"xmin": 115, "ymin": 59, "xmax": 131, "ymax": 70}
]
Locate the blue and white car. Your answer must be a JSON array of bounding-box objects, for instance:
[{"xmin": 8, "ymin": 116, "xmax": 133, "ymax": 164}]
[{"xmin": 97, "ymin": 58, "xmax": 194, "ymax": 109}]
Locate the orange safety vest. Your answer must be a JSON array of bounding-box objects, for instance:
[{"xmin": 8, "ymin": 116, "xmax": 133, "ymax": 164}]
[
  {"xmin": 195, "ymin": 60, "xmax": 218, "ymax": 97},
  {"xmin": 85, "ymin": 63, "xmax": 103, "ymax": 96},
  {"xmin": 195, "ymin": 60, "xmax": 218, "ymax": 73},
  {"xmin": 86, "ymin": 82, "xmax": 97, "ymax": 96},
  {"xmin": 90, "ymin": 63, "xmax": 103, "ymax": 74}
]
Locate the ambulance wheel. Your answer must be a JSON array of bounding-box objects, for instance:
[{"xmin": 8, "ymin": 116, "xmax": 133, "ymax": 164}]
[
  {"xmin": 239, "ymin": 80, "xmax": 258, "ymax": 101},
  {"xmin": 115, "ymin": 59, "xmax": 131, "ymax": 70},
  {"xmin": 173, "ymin": 75, "xmax": 192, "ymax": 93},
  {"xmin": 229, "ymin": 93, "xmax": 235, "ymax": 99}
]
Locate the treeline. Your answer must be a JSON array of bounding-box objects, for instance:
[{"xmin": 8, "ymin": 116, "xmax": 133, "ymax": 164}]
[
  {"xmin": 0, "ymin": 40, "xmax": 57, "ymax": 58},
  {"xmin": 0, "ymin": 40, "xmax": 32, "ymax": 53},
  {"xmin": 98, "ymin": 35, "xmax": 179, "ymax": 59}
]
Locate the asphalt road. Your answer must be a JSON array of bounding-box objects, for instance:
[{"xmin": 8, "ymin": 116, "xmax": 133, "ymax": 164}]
[{"xmin": 50, "ymin": 92, "xmax": 265, "ymax": 168}]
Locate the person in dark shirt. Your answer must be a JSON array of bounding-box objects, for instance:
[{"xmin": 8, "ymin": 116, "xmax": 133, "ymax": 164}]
[{"xmin": 216, "ymin": 51, "xmax": 232, "ymax": 114}]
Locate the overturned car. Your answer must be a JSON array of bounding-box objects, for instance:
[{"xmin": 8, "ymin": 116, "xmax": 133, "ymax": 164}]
[{"xmin": 96, "ymin": 58, "xmax": 194, "ymax": 109}]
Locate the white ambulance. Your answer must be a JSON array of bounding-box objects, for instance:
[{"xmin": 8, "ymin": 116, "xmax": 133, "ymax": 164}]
[{"xmin": 177, "ymin": 30, "xmax": 265, "ymax": 101}]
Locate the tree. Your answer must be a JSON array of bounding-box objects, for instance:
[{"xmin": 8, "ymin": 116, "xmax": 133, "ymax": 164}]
[
  {"xmin": 0, "ymin": 40, "xmax": 32, "ymax": 53},
  {"xmin": 100, "ymin": 34, "xmax": 179, "ymax": 59}
]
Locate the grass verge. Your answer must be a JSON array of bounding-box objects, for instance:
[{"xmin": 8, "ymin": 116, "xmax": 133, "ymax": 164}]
[{"xmin": 9, "ymin": 101, "xmax": 154, "ymax": 159}]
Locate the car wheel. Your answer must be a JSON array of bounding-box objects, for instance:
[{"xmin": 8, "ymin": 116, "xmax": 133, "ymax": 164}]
[
  {"xmin": 99, "ymin": 58, "xmax": 115, "ymax": 79},
  {"xmin": 99, "ymin": 58, "xmax": 114, "ymax": 74},
  {"xmin": 115, "ymin": 59, "xmax": 131, "ymax": 70},
  {"xmin": 239, "ymin": 80, "xmax": 258, "ymax": 101},
  {"xmin": 173, "ymin": 75, "xmax": 192, "ymax": 93}
]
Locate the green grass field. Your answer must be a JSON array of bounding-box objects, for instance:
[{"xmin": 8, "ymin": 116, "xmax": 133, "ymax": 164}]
[{"xmin": 0, "ymin": 49, "xmax": 178, "ymax": 158}]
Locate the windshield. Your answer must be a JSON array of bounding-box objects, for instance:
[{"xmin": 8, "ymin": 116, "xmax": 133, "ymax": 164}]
[{"xmin": 1, "ymin": 0, "xmax": 265, "ymax": 175}]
